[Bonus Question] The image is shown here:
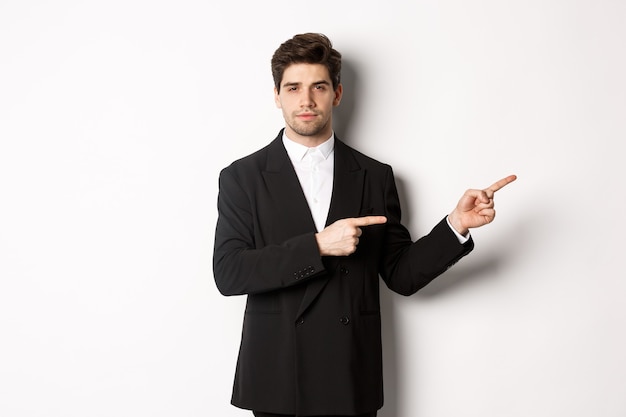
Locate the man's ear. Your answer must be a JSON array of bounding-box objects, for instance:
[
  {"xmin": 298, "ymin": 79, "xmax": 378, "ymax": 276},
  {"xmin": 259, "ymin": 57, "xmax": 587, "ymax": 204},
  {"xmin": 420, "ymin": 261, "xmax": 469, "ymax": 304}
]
[
  {"xmin": 274, "ymin": 87, "xmax": 281, "ymax": 109},
  {"xmin": 333, "ymin": 84, "xmax": 343, "ymax": 106}
]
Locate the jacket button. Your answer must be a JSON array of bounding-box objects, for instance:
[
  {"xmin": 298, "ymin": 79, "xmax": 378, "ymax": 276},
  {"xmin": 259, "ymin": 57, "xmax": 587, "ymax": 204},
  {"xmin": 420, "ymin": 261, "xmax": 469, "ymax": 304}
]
[
  {"xmin": 340, "ymin": 266, "xmax": 349, "ymax": 276},
  {"xmin": 339, "ymin": 316, "xmax": 350, "ymax": 325},
  {"xmin": 296, "ymin": 317, "xmax": 305, "ymax": 325}
]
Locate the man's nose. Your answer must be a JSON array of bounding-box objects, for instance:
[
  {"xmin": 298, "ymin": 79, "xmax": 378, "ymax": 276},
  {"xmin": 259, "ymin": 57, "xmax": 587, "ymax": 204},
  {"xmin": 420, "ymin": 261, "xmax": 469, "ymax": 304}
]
[{"xmin": 300, "ymin": 90, "xmax": 315, "ymax": 107}]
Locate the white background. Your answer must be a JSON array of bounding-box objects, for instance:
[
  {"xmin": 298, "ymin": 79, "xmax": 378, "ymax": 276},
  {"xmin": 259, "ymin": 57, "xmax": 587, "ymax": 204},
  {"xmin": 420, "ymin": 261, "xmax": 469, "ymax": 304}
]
[{"xmin": 1, "ymin": 1, "xmax": 625, "ymax": 416}]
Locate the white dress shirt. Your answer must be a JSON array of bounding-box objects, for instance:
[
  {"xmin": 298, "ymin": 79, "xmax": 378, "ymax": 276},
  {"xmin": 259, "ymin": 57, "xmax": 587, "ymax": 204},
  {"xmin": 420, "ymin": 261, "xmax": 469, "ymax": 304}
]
[{"xmin": 282, "ymin": 133, "xmax": 335, "ymax": 232}]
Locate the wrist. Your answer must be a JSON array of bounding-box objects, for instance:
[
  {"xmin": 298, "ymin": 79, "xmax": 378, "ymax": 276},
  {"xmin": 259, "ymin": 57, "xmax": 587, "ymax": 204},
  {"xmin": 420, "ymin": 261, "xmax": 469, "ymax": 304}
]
[
  {"xmin": 448, "ymin": 212, "xmax": 469, "ymax": 236},
  {"xmin": 315, "ymin": 232, "xmax": 328, "ymax": 256}
]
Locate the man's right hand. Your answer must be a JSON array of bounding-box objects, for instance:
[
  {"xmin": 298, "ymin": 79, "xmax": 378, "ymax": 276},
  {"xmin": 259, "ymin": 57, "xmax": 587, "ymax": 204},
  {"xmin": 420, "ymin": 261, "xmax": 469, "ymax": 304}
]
[{"xmin": 315, "ymin": 216, "xmax": 387, "ymax": 256}]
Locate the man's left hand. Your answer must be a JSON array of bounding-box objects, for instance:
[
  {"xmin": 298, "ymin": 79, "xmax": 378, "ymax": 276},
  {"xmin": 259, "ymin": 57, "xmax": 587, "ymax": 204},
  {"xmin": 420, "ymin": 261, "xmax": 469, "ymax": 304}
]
[{"xmin": 448, "ymin": 174, "xmax": 517, "ymax": 235}]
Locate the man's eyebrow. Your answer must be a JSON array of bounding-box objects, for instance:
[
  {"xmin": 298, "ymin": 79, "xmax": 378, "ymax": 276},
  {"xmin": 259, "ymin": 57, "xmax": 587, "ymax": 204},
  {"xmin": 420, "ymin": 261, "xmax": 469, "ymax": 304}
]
[{"xmin": 281, "ymin": 80, "xmax": 331, "ymax": 87}]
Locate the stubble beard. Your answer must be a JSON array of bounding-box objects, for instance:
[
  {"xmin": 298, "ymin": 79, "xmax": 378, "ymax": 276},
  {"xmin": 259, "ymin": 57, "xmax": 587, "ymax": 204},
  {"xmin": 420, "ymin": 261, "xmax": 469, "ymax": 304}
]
[{"xmin": 287, "ymin": 114, "xmax": 330, "ymax": 138}]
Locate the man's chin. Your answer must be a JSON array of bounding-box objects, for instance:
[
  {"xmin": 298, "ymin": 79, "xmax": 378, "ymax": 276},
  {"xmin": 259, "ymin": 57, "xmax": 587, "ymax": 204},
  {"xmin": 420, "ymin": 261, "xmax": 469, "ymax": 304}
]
[{"xmin": 291, "ymin": 123, "xmax": 326, "ymax": 138}]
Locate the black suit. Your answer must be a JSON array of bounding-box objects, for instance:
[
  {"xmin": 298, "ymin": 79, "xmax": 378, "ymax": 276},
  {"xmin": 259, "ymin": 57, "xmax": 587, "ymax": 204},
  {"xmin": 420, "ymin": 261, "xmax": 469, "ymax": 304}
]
[{"xmin": 213, "ymin": 131, "xmax": 473, "ymax": 416}]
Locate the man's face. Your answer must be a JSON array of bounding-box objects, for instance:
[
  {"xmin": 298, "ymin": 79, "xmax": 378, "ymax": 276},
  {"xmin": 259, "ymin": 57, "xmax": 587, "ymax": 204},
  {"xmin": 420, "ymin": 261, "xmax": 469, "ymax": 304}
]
[{"xmin": 274, "ymin": 63, "xmax": 343, "ymax": 146}]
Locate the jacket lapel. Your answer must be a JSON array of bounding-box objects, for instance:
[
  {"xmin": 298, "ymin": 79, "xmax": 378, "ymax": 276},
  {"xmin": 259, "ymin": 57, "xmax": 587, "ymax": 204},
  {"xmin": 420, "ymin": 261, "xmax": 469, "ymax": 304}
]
[
  {"xmin": 261, "ymin": 136, "xmax": 318, "ymax": 236},
  {"xmin": 326, "ymin": 139, "xmax": 365, "ymax": 225}
]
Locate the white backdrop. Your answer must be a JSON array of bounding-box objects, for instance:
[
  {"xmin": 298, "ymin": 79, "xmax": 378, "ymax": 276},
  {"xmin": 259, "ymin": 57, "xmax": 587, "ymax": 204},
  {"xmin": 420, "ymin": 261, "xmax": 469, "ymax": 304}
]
[{"xmin": 1, "ymin": 1, "xmax": 625, "ymax": 416}]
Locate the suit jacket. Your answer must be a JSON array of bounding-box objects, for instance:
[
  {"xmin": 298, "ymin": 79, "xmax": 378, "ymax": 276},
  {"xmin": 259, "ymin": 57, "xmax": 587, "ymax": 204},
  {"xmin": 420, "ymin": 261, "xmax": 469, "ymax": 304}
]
[{"xmin": 213, "ymin": 130, "xmax": 473, "ymax": 416}]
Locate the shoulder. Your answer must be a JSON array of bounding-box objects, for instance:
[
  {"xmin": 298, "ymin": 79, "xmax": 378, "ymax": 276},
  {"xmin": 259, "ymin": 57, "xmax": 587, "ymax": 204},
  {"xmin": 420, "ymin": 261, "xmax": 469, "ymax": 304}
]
[
  {"xmin": 335, "ymin": 138, "xmax": 393, "ymax": 172},
  {"xmin": 220, "ymin": 132, "xmax": 284, "ymax": 175}
]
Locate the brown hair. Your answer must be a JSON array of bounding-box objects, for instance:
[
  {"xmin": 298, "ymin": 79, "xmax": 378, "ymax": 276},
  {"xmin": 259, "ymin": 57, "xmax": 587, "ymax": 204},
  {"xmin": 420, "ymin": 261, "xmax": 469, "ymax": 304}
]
[{"xmin": 271, "ymin": 33, "xmax": 342, "ymax": 93}]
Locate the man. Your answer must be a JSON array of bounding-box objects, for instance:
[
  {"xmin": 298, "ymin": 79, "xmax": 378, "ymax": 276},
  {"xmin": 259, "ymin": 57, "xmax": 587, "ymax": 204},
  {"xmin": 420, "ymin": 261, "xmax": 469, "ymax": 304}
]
[{"xmin": 213, "ymin": 33, "xmax": 516, "ymax": 417}]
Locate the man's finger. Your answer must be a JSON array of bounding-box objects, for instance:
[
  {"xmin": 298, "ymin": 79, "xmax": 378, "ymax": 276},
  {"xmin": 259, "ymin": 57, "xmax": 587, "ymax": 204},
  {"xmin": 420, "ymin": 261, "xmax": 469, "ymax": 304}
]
[
  {"xmin": 351, "ymin": 216, "xmax": 388, "ymax": 227},
  {"xmin": 487, "ymin": 174, "xmax": 517, "ymax": 193}
]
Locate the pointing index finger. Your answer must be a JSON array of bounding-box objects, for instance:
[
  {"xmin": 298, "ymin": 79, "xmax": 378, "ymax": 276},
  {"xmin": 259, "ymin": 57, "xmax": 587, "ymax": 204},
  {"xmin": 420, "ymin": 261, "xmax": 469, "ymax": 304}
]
[
  {"xmin": 487, "ymin": 174, "xmax": 517, "ymax": 193},
  {"xmin": 352, "ymin": 216, "xmax": 388, "ymax": 227}
]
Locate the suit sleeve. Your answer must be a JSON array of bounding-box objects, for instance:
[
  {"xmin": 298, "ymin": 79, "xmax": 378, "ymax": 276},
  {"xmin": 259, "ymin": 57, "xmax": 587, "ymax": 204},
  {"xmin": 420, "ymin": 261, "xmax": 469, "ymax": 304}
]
[
  {"xmin": 213, "ymin": 167, "xmax": 326, "ymax": 296},
  {"xmin": 379, "ymin": 167, "xmax": 474, "ymax": 296}
]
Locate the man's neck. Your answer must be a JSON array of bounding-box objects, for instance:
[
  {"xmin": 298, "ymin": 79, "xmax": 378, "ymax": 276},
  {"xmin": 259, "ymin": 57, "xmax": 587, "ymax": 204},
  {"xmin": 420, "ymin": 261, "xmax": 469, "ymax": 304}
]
[{"xmin": 284, "ymin": 128, "xmax": 333, "ymax": 148}]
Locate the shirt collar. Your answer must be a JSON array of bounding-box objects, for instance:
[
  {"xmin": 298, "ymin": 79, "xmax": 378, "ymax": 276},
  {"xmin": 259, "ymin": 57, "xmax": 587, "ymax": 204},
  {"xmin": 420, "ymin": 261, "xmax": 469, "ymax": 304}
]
[{"xmin": 282, "ymin": 131, "xmax": 335, "ymax": 163}]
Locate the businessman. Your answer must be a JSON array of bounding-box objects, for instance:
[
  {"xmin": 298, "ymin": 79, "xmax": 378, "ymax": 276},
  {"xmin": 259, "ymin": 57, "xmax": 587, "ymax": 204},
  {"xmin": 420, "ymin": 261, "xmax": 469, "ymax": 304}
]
[{"xmin": 213, "ymin": 33, "xmax": 516, "ymax": 417}]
